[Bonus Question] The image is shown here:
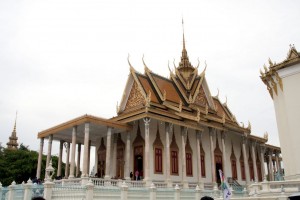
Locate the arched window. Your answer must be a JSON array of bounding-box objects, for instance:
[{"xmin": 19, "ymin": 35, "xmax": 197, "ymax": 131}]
[
  {"xmin": 185, "ymin": 134, "xmax": 193, "ymax": 176},
  {"xmin": 240, "ymin": 147, "xmax": 246, "ymax": 181},
  {"xmin": 170, "ymin": 130, "xmax": 179, "ymax": 175},
  {"xmin": 200, "ymin": 141, "xmax": 206, "ymax": 177},
  {"xmin": 248, "ymin": 147, "xmax": 254, "ymax": 181},
  {"xmin": 153, "ymin": 125, "xmax": 163, "ymax": 174}
]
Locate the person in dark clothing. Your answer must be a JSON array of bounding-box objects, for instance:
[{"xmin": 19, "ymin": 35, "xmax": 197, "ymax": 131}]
[
  {"xmin": 32, "ymin": 197, "xmax": 45, "ymax": 200},
  {"xmin": 130, "ymin": 172, "xmax": 133, "ymax": 180},
  {"xmin": 201, "ymin": 196, "xmax": 214, "ymax": 200}
]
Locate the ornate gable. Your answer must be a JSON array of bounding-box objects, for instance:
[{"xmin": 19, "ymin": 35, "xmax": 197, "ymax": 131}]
[
  {"xmin": 124, "ymin": 81, "xmax": 145, "ymax": 111},
  {"xmin": 286, "ymin": 45, "xmax": 300, "ymax": 60},
  {"xmin": 194, "ymin": 85, "xmax": 208, "ymax": 107}
]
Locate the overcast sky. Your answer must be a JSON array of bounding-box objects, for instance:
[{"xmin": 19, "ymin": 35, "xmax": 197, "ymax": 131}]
[{"xmin": 1, "ymin": 0, "xmax": 299, "ymax": 155}]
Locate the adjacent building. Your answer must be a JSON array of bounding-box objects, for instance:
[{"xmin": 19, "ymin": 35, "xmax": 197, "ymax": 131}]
[{"xmin": 260, "ymin": 45, "xmax": 300, "ymax": 180}]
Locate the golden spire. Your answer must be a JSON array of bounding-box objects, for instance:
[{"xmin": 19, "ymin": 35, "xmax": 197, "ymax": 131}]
[
  {"xmin": 13, "ymin": 111, "xmax": 17, "ymax": 133},
  {"xmin": 179, "ymin": 18, "xmax": 191, "ymax": 69},
  {"xmin": 7, "ymin": 111, "xmax": 19, "ymax": 150}
]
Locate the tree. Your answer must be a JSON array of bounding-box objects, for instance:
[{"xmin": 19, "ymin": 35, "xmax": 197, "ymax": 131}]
[{"xmin": 0, "ymin": 144, "xmax": 65, "ymax": 186}]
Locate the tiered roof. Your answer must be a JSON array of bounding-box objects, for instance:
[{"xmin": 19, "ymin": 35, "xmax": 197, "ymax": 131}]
[{"xmin": 113, "ymin": 35, "xmax": 259, "ymax": 138}]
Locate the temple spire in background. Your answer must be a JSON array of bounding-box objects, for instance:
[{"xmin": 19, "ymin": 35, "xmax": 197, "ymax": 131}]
[{"xmin": 7, "ymin": 111, "xmax": 19, "ymax": 150}]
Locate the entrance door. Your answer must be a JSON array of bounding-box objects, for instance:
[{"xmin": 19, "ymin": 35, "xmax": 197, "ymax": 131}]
[
  {"xmin": 215, "ymin": 155, "xmax": 223, "ymax": 184},
  {"xmin": 97, "ymin": 150, "xmax": 106, "ymax": 178},
  {"xmin": 134, "ymin": 146, "xmax": 143, "ymax": 180}
]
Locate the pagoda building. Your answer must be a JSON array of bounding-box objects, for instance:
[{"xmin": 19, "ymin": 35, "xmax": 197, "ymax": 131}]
[
  {"xmin": 7, "ymin": 113, "xmax": 19, "ymax": 150},
  {"xmin": 260, "ymin": 45, "xmax": 300, "ymax": 180},
  {"xmin": 36, "ymin": 33, "xmax": 282, "ymax": 187}
]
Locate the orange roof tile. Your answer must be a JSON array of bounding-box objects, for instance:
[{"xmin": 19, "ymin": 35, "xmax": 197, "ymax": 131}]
[
  {"xmin": 137, "ymin": 74, "xmax": 159, "ymax": 103},
  {"xmin": 151, "ymin": 74, "xmax": 182, "ymax": 104}
]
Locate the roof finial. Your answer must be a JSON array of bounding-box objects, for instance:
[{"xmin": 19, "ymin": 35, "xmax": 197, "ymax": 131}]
[
  {"xmin": 182, "ymin": 18, "xmax": 186, "ymax": 50},
  {"xmin": 13, "ymin": 111, "xmax": 17, "ymax": 132}
]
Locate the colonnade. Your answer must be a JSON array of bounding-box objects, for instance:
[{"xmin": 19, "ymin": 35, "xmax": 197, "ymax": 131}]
[{"xmin": 36, "ymin": 119, "xmax": 282, "ymax": 186}]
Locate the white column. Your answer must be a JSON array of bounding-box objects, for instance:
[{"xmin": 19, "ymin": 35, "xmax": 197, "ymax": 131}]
[
  {"xmin": 104, "ymin": 127, "xmax": 112, "ymax": 179},
  {"xmin": 36, "ymin": 138, "xmax": 44, "ymax": 179},
  {"xmin": 46, "ymin": 135, "xmax": 53, "ymax": 168},
  {"xmin": 209, "ymin": 128, "xmax": 216, "ymax": 183},
  {"xmin": 87, "ymin": 140, "xmax": 91, "ymax": 176},
  {"xmin": 76, "ymin": 143, "xmax": 81, "ymax": 177},
  {"xmin": 165, "ymin": 123, "xmax": 172, "ymax": 186},
  {"xmin": 242, "ymin": 136, "xmax": 250, "ymax": 184},
  {"xmin": 260, "ymin": 145, "xmax": 266, "ymax": 181},
  {"xmin": 82, "ymin": 122, "xmax": 90, "ymax": 177},
  {"xmin": 196, "ymin": 131, "xmax": 202, "ymax": 184},
  {"xmin": 181, "ymin": 127, "xmax": 188, "ymax": 188},
  {"xmin": 268, "ymin": 150, "xmax": 274, "ymax": 181},
  {"xmin": 69, "ymin": 126, "xmax": 77, "ymax": 178},
  {"xmin": 125, "ymin": 132, "xmax": 131, "ymax": 180},
  {"xmin": 57, "ymin": 140, "xmax": 63, "ymax": 177},
  {"xmin": 221, "ymin": 131, "xmax": 227, "ymax": 176},
  {"xmin": 65, "ymin": 142, "xmax": 70, "ymax": 178},
  {"xmin": 143, "ymin": 117, "xmax": 151, "ymax": 184},
  {"xmin": 251, "ymin": 142, "xmax": 258, "ymax": 182}
]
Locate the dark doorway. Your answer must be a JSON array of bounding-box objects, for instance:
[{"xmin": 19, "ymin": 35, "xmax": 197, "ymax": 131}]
[
  {"xmin": 135, "ymin": 155, "xmax": 143, "ymax": 179},
  {"xmin": 216, "ymin": 163, "xmax": 223, "ymax": 184}
]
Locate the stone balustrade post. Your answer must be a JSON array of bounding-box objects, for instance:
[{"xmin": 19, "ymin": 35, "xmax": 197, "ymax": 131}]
[
  {"xmin": 23, "ymin": 179, "xmax": 33, "ymax": 200},
  {"xmin": 86, "ymin": 180, "xmax": 94, "ymax": 200},
  {"xmin": 261, "ymin": 181, "xmax": 270, "ymax": 193},
  {"xmin": 149, "ymin": 183, "xmax": 156, "ymax": 200},
  {"xmin": 0, "ymin": 182, "xmax": 2, "ymax": 200},
  {"xmin": 120, "ymin": 181, "xmax": 128, "ymax": 200},
  {"xmin": 195, "ymin": 185, "xmax": 201, "ymax": 200},
  {"xmin": 174, "ymin": 184, "xmax": 180, "ymax": 200},
  {"xmin": 7, "ymin": 181, "xmax": 16, "ymax": 200},
  {"xmin": 43, "ymin": 181, "xmax": 55, "ymax": 200}
]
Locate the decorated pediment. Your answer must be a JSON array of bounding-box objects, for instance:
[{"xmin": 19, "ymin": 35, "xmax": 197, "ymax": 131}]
[
  {"xmin": 124, "ymin": 81, "xmax": 145, "ymax": 111},
  {"xmin": 286, "ymin": 45, "xmax": 300, "ymax": 60}
]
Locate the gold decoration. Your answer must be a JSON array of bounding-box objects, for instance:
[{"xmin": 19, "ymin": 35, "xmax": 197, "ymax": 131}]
[
  {"xmin": 194, "ymin": 86, "xmax": 207, "ymax": 107},
  {"xmin": 162, "ymin": 90, "xmax": 166, "ymax": 101},
  {"xmin": 205, "ymin": 103, "xmax": 208, "ymax": 115},
  {"xmin": 240, "ymin": 122, "xmax": 244, "ymax": 128},
  {"xmin": 263, "ymin": 64, "xmax": 268, "ymax": 73},
  {"xmin": 196, "ymin": 58, "xmax": 200, "ymax": 69},
  {"xmin": 260, "ymin": 68, "xmax": 264, "ymax": 76},
  {"xmin": 124, "ymin": 82, "xmax": 145, "ymax": 110},
  {"xmin": 268, "ymin": 58, "xmax": 273, "ymax": 67},
  {"xmin": 179, "ymin": 100, "xmax": 182, "ymax": 112},
  {"xmin": 264, "ymin": 132, "xmax": 268, "ymax": 141},
  {"xmin": 270, "ymin": 76, "xmax": 278, "ymax": 95},
  {"xmin": 116, "ymin": 101, "xmax": 120, "ymax": 114},
  {"xmin": 275, "ymin": 71, "xmax": 283, "ymax": 91},
  {"xmin": 247, "ymin": 121, "xmax": 251, "ymax": 131},
  {"xmin": 145, "ymin": 90, "xmax": 151, "ymax": 107}
]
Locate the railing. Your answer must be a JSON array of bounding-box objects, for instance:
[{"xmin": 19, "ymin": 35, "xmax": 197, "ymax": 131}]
[
  {"xmin": 125, "ymin": 180, "xmax": 146, "ymax": 188},
  {"xmin": 1, "ymin": 187, "xmax": 8, "ymax": 200},
  {"xmin": 249, "ymin": 179, "xmax": 300, "ymax": 197}
]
